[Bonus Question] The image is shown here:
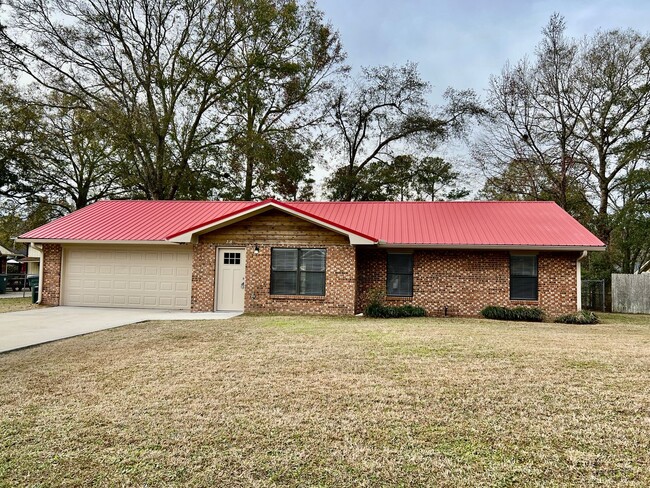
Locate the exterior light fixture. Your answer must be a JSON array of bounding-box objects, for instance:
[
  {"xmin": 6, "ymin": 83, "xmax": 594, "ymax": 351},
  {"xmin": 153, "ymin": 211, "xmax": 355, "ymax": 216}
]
[{"xmin": 254, "ymin": 244, "xmax": 260, "ymax": 254}]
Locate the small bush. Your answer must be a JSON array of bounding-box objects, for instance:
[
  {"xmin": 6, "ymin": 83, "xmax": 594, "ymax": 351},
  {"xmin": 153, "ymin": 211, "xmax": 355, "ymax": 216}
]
[
  {"xmin": 365, "ymin": 303, "xmax": 427, "ymax": 318},
  {"xmin": 554, "ymin": 310, "xmax": 599, "ymax": 324},
  {"xmin": 480, "ymin": 305, "xmax": 545, "ymax": 322}
]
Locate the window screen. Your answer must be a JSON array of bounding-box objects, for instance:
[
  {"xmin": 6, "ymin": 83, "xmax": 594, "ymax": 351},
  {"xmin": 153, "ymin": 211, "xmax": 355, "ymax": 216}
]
[
  {"xmin": 387, "ymin": 253, "xmax": 413, "ymax": 297},
  {"xmin": 271, "ymin": 248, "xmax": 326, "ymax": 295},
  {"xmin": 510, "ymin": 255, "xmax": 538, "ymax": 300}
]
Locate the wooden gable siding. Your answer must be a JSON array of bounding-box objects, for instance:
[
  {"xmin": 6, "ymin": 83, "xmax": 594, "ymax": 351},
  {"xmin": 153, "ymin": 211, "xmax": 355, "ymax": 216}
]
[{"xmin": 199, "ymin": 209, "xmax": 349, "ymax": 245}]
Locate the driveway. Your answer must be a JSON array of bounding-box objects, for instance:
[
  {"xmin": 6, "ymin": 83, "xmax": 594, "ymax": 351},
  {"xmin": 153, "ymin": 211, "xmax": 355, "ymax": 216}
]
[{"xmin": 0, "ymin": 307, "xmax": 241, "ymax": 353}]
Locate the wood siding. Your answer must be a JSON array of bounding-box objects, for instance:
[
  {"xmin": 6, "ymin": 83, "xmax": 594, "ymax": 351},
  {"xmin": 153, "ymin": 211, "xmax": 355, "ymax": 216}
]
[{"xmin": 200, "ymin": 209, "xmax": 348, "ymax": 246}]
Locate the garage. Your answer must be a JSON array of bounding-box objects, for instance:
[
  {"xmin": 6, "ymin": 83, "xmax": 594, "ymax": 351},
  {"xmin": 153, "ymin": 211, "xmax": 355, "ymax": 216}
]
[{"xmin": 61, "ymin": 245, "xmax": 192, "ymax": 309}]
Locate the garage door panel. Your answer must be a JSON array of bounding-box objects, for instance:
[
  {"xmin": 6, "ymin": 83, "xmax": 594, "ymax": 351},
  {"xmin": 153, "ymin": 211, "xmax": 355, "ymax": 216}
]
[{"xmin": 63, "ymin": 245, "xmax": 193, "ymax": 310}]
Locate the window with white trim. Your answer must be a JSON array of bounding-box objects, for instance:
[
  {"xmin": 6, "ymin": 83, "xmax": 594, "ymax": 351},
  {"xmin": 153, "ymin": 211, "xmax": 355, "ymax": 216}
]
[
  {"xmin": 271, "ymin": 248, "xmax": 326, "ymax": 296},
  {"xmin": 510, "ymin": 255, "xmax": 538, "ymax": 300}
]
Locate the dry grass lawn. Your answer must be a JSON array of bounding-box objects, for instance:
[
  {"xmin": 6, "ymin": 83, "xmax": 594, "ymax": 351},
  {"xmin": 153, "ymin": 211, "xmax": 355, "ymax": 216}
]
[
  {"xmin": 1, "ymin": 313, "xmax": 649, "ymax": 486},
  {"xmin": 0, "ymin": 297, "xmax": 37, "ymax": 313}
]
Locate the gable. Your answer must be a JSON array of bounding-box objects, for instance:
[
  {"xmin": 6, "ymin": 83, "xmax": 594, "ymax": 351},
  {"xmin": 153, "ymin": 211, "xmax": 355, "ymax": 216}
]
[{"xmin": 199, "ymin": 209, "xmax": 349, "ymax": 246}]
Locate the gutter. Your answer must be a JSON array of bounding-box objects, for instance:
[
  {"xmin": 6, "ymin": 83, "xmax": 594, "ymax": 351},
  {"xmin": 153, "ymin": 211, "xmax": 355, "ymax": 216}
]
[{"xmin": 576, "ymin": 251, "xmax": 588, "ymax": 311}]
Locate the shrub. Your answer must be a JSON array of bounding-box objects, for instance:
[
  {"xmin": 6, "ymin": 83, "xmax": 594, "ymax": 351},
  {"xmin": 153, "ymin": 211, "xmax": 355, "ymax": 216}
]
[
  {"xmin": 364, "ymin": 303, "xmax": 427, "ymax": 318},
  {"xmin": 363, "ymin": 287, "xmax": 426, "ymax": 318},
  {"xmin": 554, "ymin": 310, "xmax": 599, "ymax": 324},
  {"xmin": 480, "ymin": 305, "xmax": 545, "ymax": 322}
]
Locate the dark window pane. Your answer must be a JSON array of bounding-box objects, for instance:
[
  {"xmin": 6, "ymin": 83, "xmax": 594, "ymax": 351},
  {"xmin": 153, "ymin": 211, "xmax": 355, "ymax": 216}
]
[
  {"xmin": 510, "ymin": 277, "xmax": 538, "ymax": 300},
  {"xmin": 387, "ymin": 274, "xmax": 412, "ymax": 296},
  {"xmin": 387, "ymin": 254, "xmax": 413, "ymax": 274},
  {"xmin": 272, "ymin": 249, "xmax": 298, "ymax": 271},
  {"xmin": 300, "ymin": 249, "xmax": 325, "ymax": 271},
  {"xmin": 510, "ymin": 255, "xmax": 537, "ymax": 277},
  {"xmin": 271, "ymin": 271, "xmax": 297, "ymax": 295},
  {"xmin": 300, "ymin": 271, "xmax": 325, "ymax": 295}
]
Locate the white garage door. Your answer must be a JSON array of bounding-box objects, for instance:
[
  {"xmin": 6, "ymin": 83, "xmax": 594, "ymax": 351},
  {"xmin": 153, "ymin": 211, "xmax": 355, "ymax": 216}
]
[{"xmin": 62, "ymin": 245, "xmax": 193, "ymax": 309}]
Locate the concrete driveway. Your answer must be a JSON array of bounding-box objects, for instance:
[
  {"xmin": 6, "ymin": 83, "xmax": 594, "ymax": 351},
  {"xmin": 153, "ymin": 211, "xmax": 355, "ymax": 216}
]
[{"xmin": 0, "ymin": 307, "xmax": 241, "ymax": 353}]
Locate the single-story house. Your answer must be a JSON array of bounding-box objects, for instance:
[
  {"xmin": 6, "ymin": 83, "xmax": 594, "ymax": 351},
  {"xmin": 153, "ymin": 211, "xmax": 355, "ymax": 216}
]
[{"xmin": 17, "ymin": 199, "xmax": 605, "ymax": 317}]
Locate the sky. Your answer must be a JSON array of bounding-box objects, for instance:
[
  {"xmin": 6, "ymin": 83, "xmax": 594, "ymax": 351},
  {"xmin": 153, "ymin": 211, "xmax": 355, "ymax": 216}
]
[
  {"xmin": 312, "ymin": 0, "xmax": 650, "ymax": 196},
  {"xmin": 317, "ymin": 0, "xmax": 650, "ymax": 104}
]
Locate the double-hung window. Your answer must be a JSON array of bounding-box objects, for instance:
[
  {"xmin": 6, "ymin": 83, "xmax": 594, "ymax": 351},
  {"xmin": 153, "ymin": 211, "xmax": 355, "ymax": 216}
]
[
  {"xmin": 387, "ymin": 253, "xmax": 413, "ymax": 297},
  {"xmin": 510, "ymin": 255, "xmax": 538, "ymax": 300},
  {"xmin": 271, "ymin": 248, "xmax": 326, "ymax": 296}
]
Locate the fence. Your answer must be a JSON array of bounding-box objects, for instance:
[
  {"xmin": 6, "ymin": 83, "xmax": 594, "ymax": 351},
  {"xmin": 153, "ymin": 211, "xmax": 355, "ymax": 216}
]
[
  {"xmin": 581, "ymin": 279, "xmax": 606, "ymax": 312},
  {"xmin": 612, "ymin": 273, "xmax": 650, "ymax": 314}
]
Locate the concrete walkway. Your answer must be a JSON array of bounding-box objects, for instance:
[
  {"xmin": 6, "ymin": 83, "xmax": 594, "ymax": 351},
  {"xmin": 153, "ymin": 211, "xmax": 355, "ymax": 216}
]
[{"xmin": 0, "ymin": 307, "xmax": 241, "ymax": 353}]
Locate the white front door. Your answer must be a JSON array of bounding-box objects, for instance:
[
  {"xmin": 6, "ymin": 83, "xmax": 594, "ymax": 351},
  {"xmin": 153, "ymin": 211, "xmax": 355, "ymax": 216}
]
[{"xmin": 216, "ymin": 248, "xmax": 246, "ymax": 311}]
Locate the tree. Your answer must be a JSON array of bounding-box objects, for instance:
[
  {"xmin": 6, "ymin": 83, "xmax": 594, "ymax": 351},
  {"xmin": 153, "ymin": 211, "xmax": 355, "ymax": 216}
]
[
  {"xmin": 475, "ymin": 14, "xmax": 588, "ymax": 216},
  {"xmin": 608, "ymin": 167, "xmax": 650, "ymax": 274},
  {"xmin": 477, "ymin": 15, "xmax": 650, "ymax": 248},
  {"xmin": 0, "ymin": 0, "xmax": 294, "ymax": 200},
  {"xmin": 6, "ymin": 96, "xmax": 124, "ymax": 212},
  {"xmin": 413, "ymin": 157, "xmax": 469, "ymax": 201},
  {"xmin": 324, "ymin": 63, "xmax": 484, "ymax": 200},
  {"xmin": 224, "ymin": 0, "xmax": 345, "ymax": 200}
]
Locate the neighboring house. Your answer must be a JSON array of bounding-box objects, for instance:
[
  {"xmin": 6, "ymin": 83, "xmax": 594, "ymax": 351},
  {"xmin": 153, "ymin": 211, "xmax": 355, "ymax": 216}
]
[
  {"xmin": 0, "ymin": 244, "xmax": 25, "ymax": 275},
  {"xmin": 17, "ymin": 199, "xmax": 605, "ymax": 317},
  {"xmin": 0, "ymin": 244, "xmax": 13, "ymax": 274}
]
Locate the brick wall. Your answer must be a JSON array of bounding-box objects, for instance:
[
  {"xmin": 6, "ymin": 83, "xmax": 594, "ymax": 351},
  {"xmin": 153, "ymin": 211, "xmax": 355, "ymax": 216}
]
[
  {"xmin": 194, "ymin": 209, "xmax": 357, "ymax": 314},
  {"xmin": 191, "ymin": 243, "xmax": 217, "ymax": 312},
  {"xmin": 356, "ymin": 249, "xmax": 579, "ymax": 318},
  {"xmin": 41, "ymin": 243, "xmax": 62, "ymax": 306}
]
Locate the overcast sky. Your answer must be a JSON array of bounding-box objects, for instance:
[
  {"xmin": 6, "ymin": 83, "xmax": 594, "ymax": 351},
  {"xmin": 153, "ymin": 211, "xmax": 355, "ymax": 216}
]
[
  {"xmin": 317, "ymin": 0, "xmax": 650, "ymax": 104},
  {"xmin": 312, "ymin": 0, "xmax": 650, "ymax": 196}
]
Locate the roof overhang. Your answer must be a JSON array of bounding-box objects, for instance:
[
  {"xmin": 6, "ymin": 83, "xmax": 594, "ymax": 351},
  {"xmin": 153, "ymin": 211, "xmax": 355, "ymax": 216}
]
[
  {"xmin": 14, "ymin": 238, "xmax": 187, "ymax": 246},
  {"xmin": 167, "ymin": 199, "xmax": 377, "ymax": 245},
  {"xmin": 376, "ymin": 243, "xmax": 607, "ymax": 251}
]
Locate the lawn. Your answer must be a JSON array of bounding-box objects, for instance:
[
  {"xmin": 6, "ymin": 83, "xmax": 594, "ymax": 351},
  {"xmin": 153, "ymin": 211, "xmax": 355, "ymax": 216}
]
[
  {"xmin": 1, "ymin": 314, "xmax": 649, "ymax": 487},
  {"xmin": 0, "ymin": 297, "xmax": 37, "ymax": 313}
]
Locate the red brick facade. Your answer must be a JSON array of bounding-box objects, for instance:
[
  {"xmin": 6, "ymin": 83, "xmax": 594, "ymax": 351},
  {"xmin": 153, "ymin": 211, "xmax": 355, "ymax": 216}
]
[
  {"xmin": 41, "ymin": 243, "xmax": 62, "ymax": 306},
  {"xmin": 356, "ymin": 249, "xmax": 579, "ymax": 317},
  {"xmin": 192, "ymin": 210, "xmax": 357, "ymax": 314}
]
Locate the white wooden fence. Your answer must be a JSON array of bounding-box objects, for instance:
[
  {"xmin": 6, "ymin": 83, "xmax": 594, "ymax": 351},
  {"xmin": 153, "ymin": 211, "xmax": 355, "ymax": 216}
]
[{"xmin": 611, "ymin": 273, "xmax": 650, "ymax": 314}]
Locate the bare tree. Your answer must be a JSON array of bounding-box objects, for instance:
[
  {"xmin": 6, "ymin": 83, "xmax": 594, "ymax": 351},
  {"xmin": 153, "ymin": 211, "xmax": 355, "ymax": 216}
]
[
  {"xmin": 324, "ymin": 63, "xmax": 483, "ymax": 201},
  {"xmin": 475, "ymin": 14, "xmax": 589, "ymax": 213}
]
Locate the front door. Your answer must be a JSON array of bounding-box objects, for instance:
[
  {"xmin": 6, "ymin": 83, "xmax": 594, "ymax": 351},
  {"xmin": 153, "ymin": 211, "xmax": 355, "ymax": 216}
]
[{"xmin": 216, "ymin": 248, "xmax": 246, "ymax": 311}]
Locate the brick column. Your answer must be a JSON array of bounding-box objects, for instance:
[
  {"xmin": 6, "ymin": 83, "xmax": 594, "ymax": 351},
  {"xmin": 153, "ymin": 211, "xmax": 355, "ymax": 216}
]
[
  {"xmin": 191, "ymin": 243, "xmax": 217, "ymax": 312},
  {"xmin": 41, "ymin": 243, "xmax": 62, "ymax": 306}
]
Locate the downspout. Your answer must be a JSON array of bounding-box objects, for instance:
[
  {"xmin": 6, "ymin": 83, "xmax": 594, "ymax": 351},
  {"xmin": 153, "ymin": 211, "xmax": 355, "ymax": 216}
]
[
  {"xmin": 32, "ymin": 243, "xmax": 44, "ymax": 305},
  {"xmin": 576, "ymin": 251, "xmax": 588, "ymax": 311}
]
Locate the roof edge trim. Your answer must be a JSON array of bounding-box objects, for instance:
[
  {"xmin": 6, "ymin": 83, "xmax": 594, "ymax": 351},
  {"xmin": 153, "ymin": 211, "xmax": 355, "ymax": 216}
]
[
  {"xmin": 15, "ymin": 238, "xmax": 187, "ymax": 246},
  {"xmin": 376, "ymin": 243, "xmax": 607, "ymax": 251}
]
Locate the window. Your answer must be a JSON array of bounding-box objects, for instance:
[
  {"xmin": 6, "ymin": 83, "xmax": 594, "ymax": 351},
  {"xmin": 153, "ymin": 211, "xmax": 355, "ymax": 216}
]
[
  {"xmin": 223, "ymin": 252, "xmax": 241, "ymax": 265},
  {"xmin": 510, "ymin": 255, "xmax": 538, "ymax": 300},
  {"xmin": 387, "ymin": 253, "xmax": 413, "ymax": 297},
  {"xmin": 271, "ymin": 248, "xmax": 326, "ymax": 296}
]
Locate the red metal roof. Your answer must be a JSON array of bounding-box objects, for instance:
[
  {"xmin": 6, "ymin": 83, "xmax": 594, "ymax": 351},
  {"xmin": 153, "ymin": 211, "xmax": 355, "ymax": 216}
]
[{"xmin": 19, "ymin": 199, "xmax": 605, "ymax": 249}]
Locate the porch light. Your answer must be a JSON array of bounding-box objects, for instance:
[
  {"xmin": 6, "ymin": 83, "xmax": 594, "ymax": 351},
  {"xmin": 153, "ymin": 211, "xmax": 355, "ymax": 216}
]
[{"xmin": 254, "ymin": 244, "xmax": 260, "ymax": 254}]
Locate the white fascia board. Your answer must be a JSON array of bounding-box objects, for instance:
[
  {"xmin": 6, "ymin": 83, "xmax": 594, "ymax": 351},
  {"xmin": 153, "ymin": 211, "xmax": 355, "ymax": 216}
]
[
  {"xmin": 169, "ymin": 201, "xmax": 377, "ymax": 245},
  {"xmin": 15, "ymin": 238, "xmax": 186, "ymax": 246},
  {"xmin": 375, "ymin": 243, "xmax": 607, "ymax": 252}
]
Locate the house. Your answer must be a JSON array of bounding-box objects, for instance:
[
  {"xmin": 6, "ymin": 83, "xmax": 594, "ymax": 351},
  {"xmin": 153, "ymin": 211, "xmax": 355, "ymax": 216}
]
[
  {"xmin": 17, "ymin": 199, "xmax": 605, "ymax": 317},
  {"xmin": 0, "ymin": 244, "xmax": 14, "ymax": 274}
]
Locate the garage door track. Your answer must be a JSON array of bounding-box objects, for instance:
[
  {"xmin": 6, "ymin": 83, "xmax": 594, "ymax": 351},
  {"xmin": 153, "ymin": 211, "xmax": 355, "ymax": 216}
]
[{"xmin": 1, "ymin": 307, "xmax": 241, "ymax": 353}]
